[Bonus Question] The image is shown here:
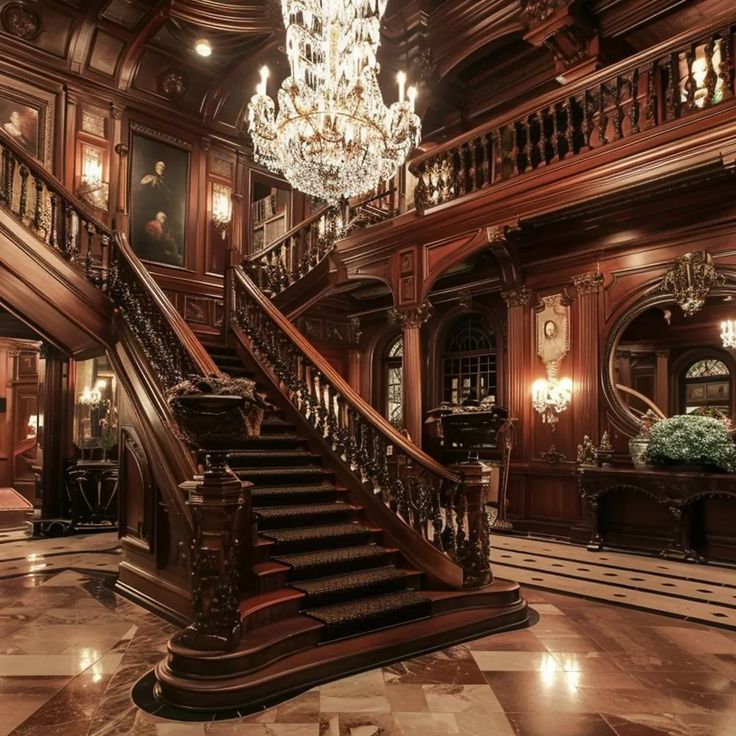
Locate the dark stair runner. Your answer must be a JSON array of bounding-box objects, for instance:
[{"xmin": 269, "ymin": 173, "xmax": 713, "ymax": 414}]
[{"xmin": 209, "ymin": 346, "xmax": 431, "ymax": 641}]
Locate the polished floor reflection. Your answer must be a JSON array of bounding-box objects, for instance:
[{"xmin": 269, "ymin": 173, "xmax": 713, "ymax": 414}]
[{"xmin": 1, "ymin": 533, "xmax": 736, "ymax": 735}]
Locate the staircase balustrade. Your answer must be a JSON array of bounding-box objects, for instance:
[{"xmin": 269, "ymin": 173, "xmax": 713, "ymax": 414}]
[
  {"xmin": 230, "ymin": 266, "xmax": 492, "ymax": 587},
  {"xmin": 247, "ymin": 182, "xmax": 401, "ymax": 297},
  {"xmin": 0, "ymin": 131, "xmax": 214, "ymax": 390},
  {"xmin": 410, "ymin": 21, "xmax": 736, "ymax": 212}
]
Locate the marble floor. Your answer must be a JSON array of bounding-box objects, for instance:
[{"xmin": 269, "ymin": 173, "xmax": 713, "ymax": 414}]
[{"xmin": 2, "ymin": 533, "xmax": 736, "ymax": 736}]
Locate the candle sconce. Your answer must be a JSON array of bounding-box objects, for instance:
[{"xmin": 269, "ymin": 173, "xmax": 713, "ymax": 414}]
[{"xmin": 77, "ymin": 144, "xmax": 109, "ymax": 211}]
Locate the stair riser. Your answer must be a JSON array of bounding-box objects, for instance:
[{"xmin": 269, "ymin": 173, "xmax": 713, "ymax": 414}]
[
  {"xmin": 231, "ymin": 455, "xmax": 321, "ymax": 469},
  {"xmin": 267, "ymin": 529, "xmax": 378, "ymax": 555},
  {"xmin": 235, "ymin": 438, "xmax": 309, "ymax": 450},
  {"xmin": 285, "ymin": 552, "xmax": 399, "ymax": 582},
  {"xmin": 237, "ymin": 470, "xmax": 332, "ymax": 485},
  {"xmin": 241, "ymin": 597, "xmax": 303, "ymax": 632},
  {"xmin": 255, "ymin": 508, "xmax": 357, "ymax": 531},
  {"xmin": 250, "ymin": 488, "xmax": 344, "ymax": 507},
  {"xmin": 300, "ymin": 573, "xmax": 422, "ymax": 609},
  {"xmin": 312, "ymin": 600, "xmax": 432, "ymax": 642}
]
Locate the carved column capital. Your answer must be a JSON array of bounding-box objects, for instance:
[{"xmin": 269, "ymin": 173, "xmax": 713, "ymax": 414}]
[
  {"xmin": 388, "ymin": 301, "xmax": 434, "ymax": 329},
  {"xmin": 572, "ymin": 271, "xmax": 604, "ymax": 295},
  {"xmin": 501, "ymin": 286, "xmax": 531, "ymax": 308},
  {"xmin": 111, "ymin": 104, "xmax": 125, "ymax": 121}
]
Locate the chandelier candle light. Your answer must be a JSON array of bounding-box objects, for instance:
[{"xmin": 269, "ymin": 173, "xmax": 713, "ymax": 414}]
[
  {"xmin": 532, "ymin": 361, "xmax": 573, "ymax": 430},
  {"xmin": 721, "ymin": 320, "xmax": 736, "ymax": 349},
  {"xmin": 248, "ymin": 0, "xmax": 422, "ymax": 203}
]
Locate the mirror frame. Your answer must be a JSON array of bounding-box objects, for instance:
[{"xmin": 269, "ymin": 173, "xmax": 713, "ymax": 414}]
[{"xmin": 602, "ymin": 282, "xmax": 736, "ymax": 435}]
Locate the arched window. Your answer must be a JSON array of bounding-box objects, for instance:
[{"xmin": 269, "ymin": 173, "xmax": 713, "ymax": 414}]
[
  {"xmin": 683, "ymin": 358, "xmax": 730, "ymax": 414},
  {"xmin": 385, "ymin": 335, "xmax": 403, "ymax": 427},
  {"xmin": 442, "ymin": 315, "xmax": 496, "ymax": 405}
]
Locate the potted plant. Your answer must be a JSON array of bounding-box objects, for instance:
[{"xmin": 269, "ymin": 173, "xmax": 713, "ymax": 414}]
[
  {"xmin": 628, "ymin": 411, "xmax": 659, "ymax": 470},
  {"xmin": 645, "ymin": 414, "xmax": 736, "ymax": 472}
]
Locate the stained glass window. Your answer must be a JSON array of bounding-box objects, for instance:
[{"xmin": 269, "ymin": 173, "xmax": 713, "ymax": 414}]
[{"xmin": 683, "ymin": 358, "xmax": 730, "ymax": 414}]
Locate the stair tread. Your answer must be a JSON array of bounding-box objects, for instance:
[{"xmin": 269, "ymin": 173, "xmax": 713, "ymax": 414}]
[
  {"xmin": 292, "ymin": 567, "xmax": 418, "ymax": 596},
  {"xmin": 251, "ymin": 484, "xmax": 339, "ymax": 496},
  {"xmin": 304, "ymin": 590, "xmax": 431, "ymax": 625},
  {"xmin": 263, "ymin": 523, "xmax": 374, "ymax": 544},
  {"xmin": 237, "ymin": 467, "xmax": 324, "ymax": 476},
  {"xmin": 230, "ymin": 449, "xmax": 317, "ymax": 458},
  {"xmin": 256, "ymin": 502, "xmax": 353, "ymax": 521},
  {"xmin": 274, "ymin": 544, "xmax": 395, "ymax": 571}
]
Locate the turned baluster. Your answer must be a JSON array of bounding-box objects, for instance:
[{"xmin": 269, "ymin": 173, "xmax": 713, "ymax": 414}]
[
  {"xmin": 548, "ymin": 106, "xmax": 559, "ymax": 163},
  {"xmin": 480, "ymin": 132, "xmax": 491, "ymax": 187},
  {"xmin": 629, "ymin": 69, "xmax": 641, "ymax": 135},
  {"xmin": 32, "ymin": 176, "xmax": 44, "ymax": 234},
  {"xmin": 564, "ymin": 97, "xmax": 575, "ymax": 156},
  {"xmin": 581, "ymin": 91, "xmax": 593, "ymax": 149},
  {"xmin": 597, "ymin": 85, "xmax": 609, "ymax": 145},
  {"xmin": 703, "ymin": 36, "xmax": 719, "ymax": 107},
  {"xmin": 2, "ymin": 147, "xmax": 15, "ymax": 205},
  {"xmin": 455, "ymin": 144, "xmax": 467, "ymax": 198},
  {"xmin": 48, "ymin": 192, "xmax": 59, "ymax": 249},
  {"xmin": 612, "ymin": 77, "xmax": 624, "ymax": 141},
  {"xmin": 644, "ymin": 62, "xmax": 658, "ymax": 129},
  {"xmin": 17, "ymin": 164, "xmax": 29, "ymax": 221},
  {"xmin": 468, "ymin": 139, "xmax": 479, "ymax": 191},
  {"xmin": 684, "ymin": 45, "xmax": 698, "ymax": 112},
  {"xmin": 720, "ymin": 30, "xmax": 734, "ymax": 98},
  {"xmin": 665, "ymin": 52, "xmax": 681, "ymax": 120}
]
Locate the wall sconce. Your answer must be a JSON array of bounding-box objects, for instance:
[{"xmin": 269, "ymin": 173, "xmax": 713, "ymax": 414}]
[
  {"xmin": 78, "ymin": 145, "xmax": 109, "ymax": 211},
  {"xmin": 532, "ymin": 362, "xmax": 573, "ymax": 430},
  {"xmin": 211, "ymin": 182, "xmax": 232, "ymax": 239},
  {"xmin": 721, "ymin": 320, "xmax": 736, "ymax": 348}
]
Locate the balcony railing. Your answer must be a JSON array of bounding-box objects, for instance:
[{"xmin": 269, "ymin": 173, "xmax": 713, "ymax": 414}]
[{"xmin": 410, "ymin": 19, "xmax": 736, "ymax": 212}]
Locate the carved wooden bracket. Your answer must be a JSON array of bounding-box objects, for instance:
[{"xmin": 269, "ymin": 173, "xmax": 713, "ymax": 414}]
[
  {"xmin": 572, "ymin": 271, "xmax": 604, "ymax": 296},
  {"xmin": 522, "ymin": 0, "xmax": 605, "ymax": 83},
  {"xmin": 387, "ymin": 300, "xmax": 434, "ymax": 328},
  {"xmin": 487, "ymin": 224, "xmax": 522, "ymax": 289},
  {"xmin": 501, "ymin": 285, "xmax": 531, "ymax": 308}
]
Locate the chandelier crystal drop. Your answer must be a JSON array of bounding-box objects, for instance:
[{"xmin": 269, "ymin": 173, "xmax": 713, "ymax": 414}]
[{"xmin": 247, "ymin": 0, "xmax": 422, "ymax": 203}]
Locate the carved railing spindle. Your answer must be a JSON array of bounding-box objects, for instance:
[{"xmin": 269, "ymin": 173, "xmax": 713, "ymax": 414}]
[{"xmin": 720, "ymin": 30, "xmax": 734, "ymax": 98}]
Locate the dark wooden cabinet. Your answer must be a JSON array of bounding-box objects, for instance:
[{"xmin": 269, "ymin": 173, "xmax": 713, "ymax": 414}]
[{"xmin": 578, "ymin": 466, "xmax": 736, "ymax": 563}]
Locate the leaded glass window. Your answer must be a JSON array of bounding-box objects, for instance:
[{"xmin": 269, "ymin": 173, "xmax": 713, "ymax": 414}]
[
  {"xmin": 442, "ymin": 315, "xmax": 497, "ymax": 405},
  {"xmin": 683, "ymin": 358, "xmax": 730, "ymax": 414},
  {"xmin": 385, "ymin": 335, "xmax": 403, "ymax": 428}
]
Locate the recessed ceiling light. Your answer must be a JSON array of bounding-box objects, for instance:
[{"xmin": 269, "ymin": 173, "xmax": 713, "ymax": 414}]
[{"xmin": 195, "ymin": 39, "xmax": 212, "ymax": 57}]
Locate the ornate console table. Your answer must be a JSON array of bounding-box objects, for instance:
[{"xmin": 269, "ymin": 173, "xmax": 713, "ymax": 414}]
[{"xmin": 578, "ymin": 466, "xmax": 736, "ymax": 563}]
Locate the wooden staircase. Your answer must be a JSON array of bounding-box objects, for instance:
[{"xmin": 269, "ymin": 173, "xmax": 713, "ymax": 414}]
[{"xmin": 155, "ymin": 346, "xmax": 527, "ymax": 712}]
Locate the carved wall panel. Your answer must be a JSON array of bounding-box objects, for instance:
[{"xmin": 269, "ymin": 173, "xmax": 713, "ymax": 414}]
[{"xmin": 118, "ymin": 424, "xmax": 155, "ymax": 550}]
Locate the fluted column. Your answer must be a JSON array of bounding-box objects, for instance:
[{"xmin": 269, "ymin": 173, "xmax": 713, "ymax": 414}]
[
  {"xmin": 501, "ymin": 286, "xmax": 532, "ymax": 457},
  {"xmin": 388, "ymin": 302, "xmax": 434, "ymax": 448},
  {"xmin": 572, "ymin": 272, "xmax": 604, "ymax": 441}
]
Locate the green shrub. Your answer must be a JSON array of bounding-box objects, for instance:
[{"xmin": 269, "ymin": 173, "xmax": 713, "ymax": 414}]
[{"xmin": 645, "ymin": 414, "xmax": 736, "ymax": 472}]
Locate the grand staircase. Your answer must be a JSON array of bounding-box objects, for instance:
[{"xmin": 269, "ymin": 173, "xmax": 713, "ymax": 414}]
[
  {"xmin": 152, "ymin": 346, "xmax": 526, "ymax": 711},
  {"xmin": 0, "ymin": 128, "xmax": 527, "ymax": 714}
]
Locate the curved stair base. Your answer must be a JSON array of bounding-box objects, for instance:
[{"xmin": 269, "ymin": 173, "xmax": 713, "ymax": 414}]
[{"xmin": 154, "ymin": 581, "xmax": 528, "ymax": 713}]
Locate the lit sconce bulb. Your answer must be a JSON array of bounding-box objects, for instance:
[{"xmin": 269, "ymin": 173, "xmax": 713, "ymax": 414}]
[
  {"xmin": 407, "ymin": 85, "xmax": 417, "ymax": 112},
  {"xmin": 194, "ymin": 39, "xmax": 212, "ymax": 57},
  {"xmin": 397, "ymin": 70, "xmax": 406, "ymax": 102},
  {"xmin": 257, "ymin": 66, "xmax": 270, "ymax": 95}
]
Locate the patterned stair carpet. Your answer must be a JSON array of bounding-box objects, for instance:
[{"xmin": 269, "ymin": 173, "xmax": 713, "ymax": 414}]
[
  {"xmin": 211, "ymin": 346, "xmax": 430, "ymax": 643},
  {"xmin": 491, "ymin": 533, "xmax": 736, "ymax": 629}
]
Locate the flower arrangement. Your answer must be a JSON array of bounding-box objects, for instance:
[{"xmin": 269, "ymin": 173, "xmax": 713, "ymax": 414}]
[
  {"xmin": 99, "ymin": 405, "xmax": 118, "ymax": 460},
  {"xmin": 645, "ymin": 414, "xmax": 736, "ymax": 472}
]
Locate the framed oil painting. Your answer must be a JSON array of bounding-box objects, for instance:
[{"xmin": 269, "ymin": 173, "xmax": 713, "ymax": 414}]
[
  {"xmin": 129, "ymin": 124, "xmax": 190, "ymax": 268},
  {"xmin": 0, "ymin": 73, "xmax": 56, "ymax": 169}
]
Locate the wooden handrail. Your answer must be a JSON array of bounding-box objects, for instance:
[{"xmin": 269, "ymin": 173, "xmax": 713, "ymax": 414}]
[
  {"xmin": 232, "ymin": 266, "xmax": 458, "ymax": 482},
  {"xmin": 410, "ymin": 9, "xmax": 736, "ymax": 170}
]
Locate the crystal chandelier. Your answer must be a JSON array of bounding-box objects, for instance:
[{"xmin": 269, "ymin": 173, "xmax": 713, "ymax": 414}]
[
  {"xmin": 721, "ymin": 320, "xmax": 736, "ymax": 348},
  {"xmin": 247, "ymin": 0, "xmax": 422, "ymax": 203},
  {"xmin": 531, "ymin": 361, "xmax": 573, "ymax": 431}
]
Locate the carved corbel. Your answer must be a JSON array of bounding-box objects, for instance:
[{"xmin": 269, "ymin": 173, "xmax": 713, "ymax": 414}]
[
  {"xmin": 487, "ymin": 224, "xmax": 522, "ymax": 289},
  {"xmin": 387, "ymin": 300, "xmax": 434, "ymax": 328},
  {"xmin": 501, "ymin": 286, "xmax": 531, "ymax": 309},
  {"xmin": 522, "ymin": 0, "xmax": 608, "ymax": 83},
  {"xmin": 572, "ymin": 271, "xmax": 604, "ymax": 296}
]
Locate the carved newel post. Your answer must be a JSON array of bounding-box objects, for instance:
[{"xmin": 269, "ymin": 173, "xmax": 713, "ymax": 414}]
[
  {"xmin": 167, "ymin": 377, "xmax": 268, "ymax": 652},
  {"xmin": 177, "ymin": 457, "xmax": 250, "ymax": 652},
  {"xmin": 451, "ymin": 454, "xmax": 493, "ymax": 588}
]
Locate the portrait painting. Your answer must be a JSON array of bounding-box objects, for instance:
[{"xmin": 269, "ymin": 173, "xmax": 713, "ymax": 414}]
[
  {"xmin": 129, "ymin": 129, "xmax": 189, "ymax": 268},
  {"xmin": 537, "ymin": 294, "xmax": 570, "ymax": 365},
  {"xmin": 0, "ymin": 90, "xmax": 41, "ymax": 159}
]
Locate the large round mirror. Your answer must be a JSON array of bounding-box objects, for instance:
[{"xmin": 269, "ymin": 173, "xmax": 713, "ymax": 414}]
[{"xmin": 606, "ymin": 293, "xmax": 736, "ymax": 430}]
